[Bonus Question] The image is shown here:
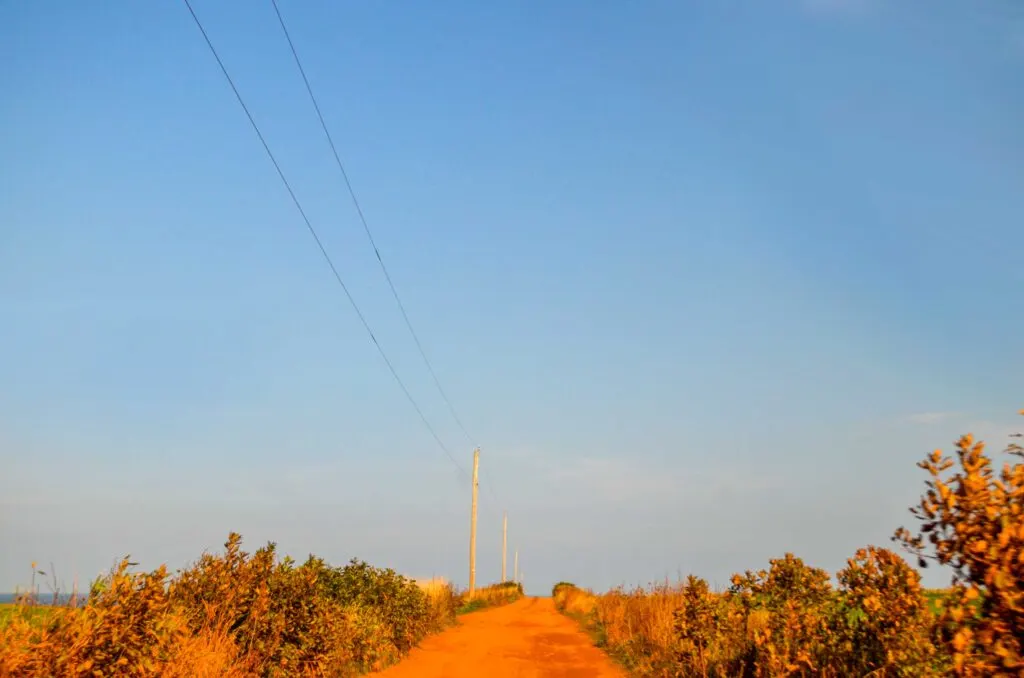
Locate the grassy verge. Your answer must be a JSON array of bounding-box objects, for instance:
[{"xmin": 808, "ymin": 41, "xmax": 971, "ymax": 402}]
[{"xmin": 551, "ymin": 584, "xmax": 629, "ymax": 670}]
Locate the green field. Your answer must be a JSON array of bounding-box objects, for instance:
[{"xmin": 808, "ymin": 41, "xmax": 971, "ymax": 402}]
[{"xmin": 0, "ymin": 603, "xmax": 62, "ymax": 628}]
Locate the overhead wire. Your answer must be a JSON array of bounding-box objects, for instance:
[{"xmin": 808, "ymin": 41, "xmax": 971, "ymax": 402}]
[
  {"xmin": 270, "ymin": 0, "xmax": 477, "ymax": 448},
  {"xmin": 268, "ymin": 0, "xmax": 505, "ymax": 507},
  {"xmin": 182, "ymin": 0, "xmax": 468, "ymax": 482}
]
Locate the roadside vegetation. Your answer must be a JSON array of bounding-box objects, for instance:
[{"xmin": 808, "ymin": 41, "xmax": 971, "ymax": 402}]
[
  {"xmin": 457, "ymin": 581, "xmax": 524, "ymax": 614},
  {"xmin": 0, "ymin": 534, "xmax": 518, "ymax": 677},
  {"xmin": 555, "ymin": 410, "xmax": 1023, "ymax": 677}
]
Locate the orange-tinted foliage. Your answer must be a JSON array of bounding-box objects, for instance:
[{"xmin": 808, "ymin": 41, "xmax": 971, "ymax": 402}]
[
  {"xmin": 833, "ymin": 546, "xmax": 938, "ymax": 675},
  {"xmin": 467, "ymin": 581, "xmax": 524, "ymax": 609},
  {"xmin": 556, "ymin": 549, "xmax": 939, "ymax": 677},
  {"xmin": 552, "ymin": 411, "xmax": 1023, "ymax": 676},
  {"xmin": 0, "ymin": 534, "xmax": 459, "ymax": 677},
  {"xmin": 894, "ymin": 412, "xmax": 1024, "ymax": 676}
]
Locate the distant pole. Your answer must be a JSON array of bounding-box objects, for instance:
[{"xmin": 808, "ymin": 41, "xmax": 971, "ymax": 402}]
[
  {"xmin": 469, "ymin": 448, "xmax": 480, "ymax": 597},
  {"xmin": 502, "ymin": 512, "xmax": 508, "ymax": 582},
  {"xmin": 514, "ymin": 549, "xmax": 519, "ymax": 583}
]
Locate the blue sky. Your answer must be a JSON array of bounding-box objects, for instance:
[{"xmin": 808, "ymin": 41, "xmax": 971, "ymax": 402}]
[{"xmin": 2, "ymin": 0, "xmax": 1022, "ymax": 594}]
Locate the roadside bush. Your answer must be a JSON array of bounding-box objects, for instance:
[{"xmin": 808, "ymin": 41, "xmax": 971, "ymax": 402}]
[
  {"xmin": 474, "ymin": 581, "xmax": 523, "ymax": 607},
  {"xmin": 673, "ymin": 575, "xmax": 727, "ymax": 677},
  {"xmin": 552, "ymin": 582, "xmax": 576, "ymax": 598},
  {"xmin": 557, "ymin": 550, "xmax": 941, "ymax": 677},
  {"xmin": 0, "ymin": 561, "xmax": 198, "ymax": 677},
  {"xmin": 553, "ymin": 583, "xmax": 597, "ymax": 618},
  {"xmin": 415, "ymin": 578, "xmax": 458, "ymax": 631},
  {"xmin": 894, "ymin": 415, "xmax": 1024, "ymax": 676},
  {"xmin": 553, "ymin": 409, "xmax": 1024, "ymax": 676},
  {"xmin": 725, "ymin": 553, "xmax": 836, "ymax": 676},
  {"xmin": 457, "ymin": 581, "xmax": 524, "ymax": 613},
  {"xmin": 318, "ymin": 558, "xmax": 433, "ymax": 654},
  {"xmin": 832, "ymin": 546, "xmax": 938, "ymax": 676},
  {"xmin": 0, "ymin": 533, "xmax": 458, "ymax": 677}
]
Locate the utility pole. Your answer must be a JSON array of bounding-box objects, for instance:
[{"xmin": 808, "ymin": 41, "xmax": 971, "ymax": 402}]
[
  {"xmin": 468, "ymin": 447, "xmax": 480, "ymax": 597},
  {"xmin": 514, "ymin": 549, "xmax": 519, "ymax": 584},
  {"xmin": 501, "ymin": 512, "xmax": 508, "ymax": 582}
]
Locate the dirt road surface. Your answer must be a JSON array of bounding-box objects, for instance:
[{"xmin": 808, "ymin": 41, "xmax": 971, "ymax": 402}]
[{"xmin": 377, "ymin": 597, "xmax": 624, "ymax": 678}]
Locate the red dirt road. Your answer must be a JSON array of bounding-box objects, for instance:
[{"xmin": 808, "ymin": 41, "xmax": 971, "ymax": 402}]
[{"xmin": 377, "ymin": 597, "xmax": 623, "ymax": 678}]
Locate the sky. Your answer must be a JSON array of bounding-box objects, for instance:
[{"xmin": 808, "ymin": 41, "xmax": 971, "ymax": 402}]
[{"xmin": 1, "ymin": 0, "xmax": 1022, "ymax": 595}]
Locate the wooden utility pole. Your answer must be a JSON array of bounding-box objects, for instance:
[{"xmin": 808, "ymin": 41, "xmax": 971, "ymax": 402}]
[
  {"xmin": 514, "ymin": 549, "xmax": 519, "ymax": 583},
  {"xmin": 501, "ymin": 512, "xmax": 508, "ymax": 582},
  {"xmin": 468, "ymin": 448, "xmax": 480, "ymax": 597}
]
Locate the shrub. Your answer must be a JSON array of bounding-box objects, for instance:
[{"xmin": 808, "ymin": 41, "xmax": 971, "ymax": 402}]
[
  {"xmin": 319, "ymin": 558, "xmax": 432, "ymax": 654},
  {"xmin": 0, "ymin": 533, "xmax": 458, "ymax": 677},
  {"xmin": 416, "ymin": 578, "xmax": 458, "ymax": 631},
  {"xmin": 673, "ymin": 575, "xmax": 725, "ymax": 677},
  {"xmin": 727, "ymin": 553, "xmax": 835, "ymax": 676},
  {"xmin": 833, "ymin": 546, "xmax": 939, "ymax": 676},
  {"xmin": 894, "ymin": 414, "xmax": 1024, "ymax": 676},
  {"xmin": 457, "ymin": 581, "xmax": 524, "ymax": 613},
  {"xmin": 556, "ymin": 549, "xmax": 948, "ymax": 677},
  {"xmin": 552, "ymin": 582, "xmax": 576, "ymax": 598},
  {"xmin": 0, "ymin": 560, "xmax": 194, "ymax": 677},
  {"xmin": 552, "ymin": 583, "xmax": 597, "ymax": 618}
]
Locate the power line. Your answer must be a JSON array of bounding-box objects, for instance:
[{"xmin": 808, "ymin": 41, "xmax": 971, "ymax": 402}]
[
  {"xmin": 269, "ymin": 0, "xmax": 504, "ymax": 508},
  {"xmin": 183, "ymin": 0, "xmax": 468, "ymax": 481},
  {"xmin": 270, "ymin": 0, "xmax": 476, "ymax": 447}
]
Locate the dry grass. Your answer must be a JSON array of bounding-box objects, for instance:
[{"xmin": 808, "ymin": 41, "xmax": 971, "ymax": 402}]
[{"xmin": 415, "ymin": 577, "xmax": 460, "ymax": 630}]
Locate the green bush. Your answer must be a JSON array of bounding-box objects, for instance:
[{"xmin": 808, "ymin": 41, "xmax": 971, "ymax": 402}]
[
  {"xmin": 318, "ymin": 558, "xmax": 433, "ymax": 654},
  {"xmin": 552, "ymin": 582, "xmax": 576, "ymax": 598}
]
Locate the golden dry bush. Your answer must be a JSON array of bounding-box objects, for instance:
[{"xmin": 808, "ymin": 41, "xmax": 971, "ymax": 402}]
[
  {"xmin": 552, "ymin": 583, "xmax": 597, "ymax": 617},
  {"xmin": 728, "ymin": 553, "xmax": 835, "ymax": 676},
  {"xmin": 553, "ymin": 552, "xmax": 943, "ymax": 677},
  {"xmin": 834, "ymin": 546, "xmax": 938, "ymax": 676},
  {"xmin": 415, "ymin": 577, "xmax": 459, "ymax": 630},
  {"xmin": 894, "ymin": 414, "xmax": 1024, "ymax": 676},
  {"xmin": 470, "ymin": 581, "xmax": 524, "ymax": 608},
  {"xmin": 169, "ymin": 532, "xmax": 277, "ymax": 640},
  {"xmin": 0, "ymin": 614, "xmax": 48, "ymax": 676},
  {"xmin": 159, "ymin": 626, "xmax": 254, "ymax": 678},
  {"xmin": 0, "ymin": 533, "xmax": 459, "ymax": 677},
  {"xmin": 672, "ymin": 575, "xmax": 725, "ymax": 677},
  {"xmin": 0, "ymin": 560, "xmax": 186, "ymax": 678},
  {"xmin": 169, "ymin": 536, "xmax": 429, "ymax": 674}
]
